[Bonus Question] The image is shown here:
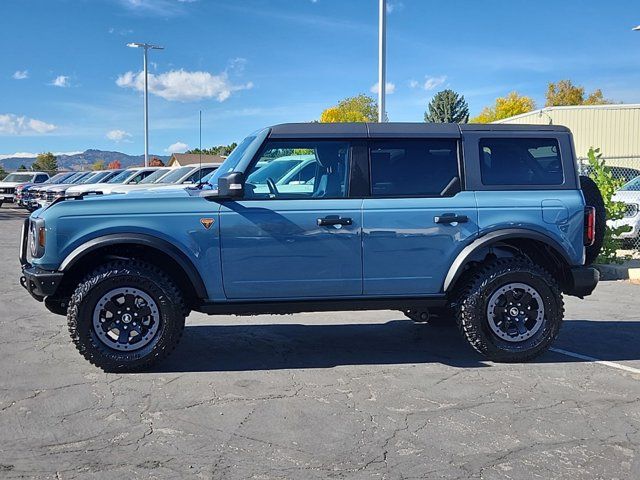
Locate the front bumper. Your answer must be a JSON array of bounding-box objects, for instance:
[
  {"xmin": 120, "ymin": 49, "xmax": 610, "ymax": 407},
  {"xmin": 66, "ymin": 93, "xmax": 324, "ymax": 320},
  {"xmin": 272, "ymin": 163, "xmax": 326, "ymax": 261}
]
[
  {"xmin": 19, "ymin": 218, "xmax": 64, "ymax": 301},
  {"xmin": 565, "ymin": 266, "xmax": 599, "ymax": 298},
  {"xmin": 1, "ymin": 194, "xmax": 15, "ymax": 202},
  {"xmin": 21, "ymin": 266, "xmax": 64, "ymax": 301}
]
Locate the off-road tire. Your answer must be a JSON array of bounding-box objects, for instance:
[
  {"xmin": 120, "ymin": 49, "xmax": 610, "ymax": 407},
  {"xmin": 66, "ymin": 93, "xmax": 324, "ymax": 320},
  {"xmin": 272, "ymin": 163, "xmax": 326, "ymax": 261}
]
[
  {"xmin": 455, "ymin": 257, "xmax": 564, "ymax": 362},
  {"xmin": 67, "ymin": 260, "xmax": 185, "ymax": 372},
  {"xmin": 580, "ymin": 175, "xmax": 605, "ymax": 265}
]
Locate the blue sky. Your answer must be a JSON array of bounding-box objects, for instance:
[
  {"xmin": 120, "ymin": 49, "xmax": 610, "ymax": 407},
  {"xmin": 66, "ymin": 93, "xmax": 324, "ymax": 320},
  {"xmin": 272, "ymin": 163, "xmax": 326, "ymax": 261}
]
[{"xmin": 2, "ymin": 0, "xmax": 640, "ymax": 158}]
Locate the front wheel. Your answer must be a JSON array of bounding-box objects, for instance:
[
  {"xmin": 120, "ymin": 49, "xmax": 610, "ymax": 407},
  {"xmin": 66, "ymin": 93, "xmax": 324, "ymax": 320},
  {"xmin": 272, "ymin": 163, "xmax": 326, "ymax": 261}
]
[
  {"xmin": 67, "ymin": 260, "xmax": 185, "ymax": 372},
  {"xmin": 455, "ymin": 258, "xmax": 564, "ymax": 362}
]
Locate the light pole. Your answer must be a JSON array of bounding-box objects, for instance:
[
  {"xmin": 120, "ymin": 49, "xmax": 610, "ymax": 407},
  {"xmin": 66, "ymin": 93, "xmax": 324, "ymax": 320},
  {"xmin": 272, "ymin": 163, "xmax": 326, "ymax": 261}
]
[
  {"xmin": 378, "ymin": 0, "xmax": 386, "ymax": 123},
  {"xmin": 126, "ymin": 42, "xmax": 164, "ymax": 167}
]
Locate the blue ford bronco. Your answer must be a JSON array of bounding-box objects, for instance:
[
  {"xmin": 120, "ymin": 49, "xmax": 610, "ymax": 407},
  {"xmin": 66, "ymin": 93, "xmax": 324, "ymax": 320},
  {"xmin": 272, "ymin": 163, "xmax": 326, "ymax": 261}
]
[{"xmin": 20, "ymin": 123, "xmax": 603, "ymax": 371}]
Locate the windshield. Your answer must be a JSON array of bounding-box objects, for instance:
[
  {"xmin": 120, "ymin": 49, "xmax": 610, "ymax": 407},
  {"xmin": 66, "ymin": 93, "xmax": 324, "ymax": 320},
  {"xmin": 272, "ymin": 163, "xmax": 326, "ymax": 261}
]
[
  {"xmin": 159, "ymin": 166, "xmax": 194, "ymax": 184},
  {"xmin": 3, "ymin": 173, "xmax": 34, "ymax": 183},
  {"xmin": 205, "ymin": 128, "xmax": 269, "ymax": 187},
  {"xmin": 621, "ymin": 176, "xmax": 640, "ymax": 191},
  {"xmin": 45, "ymin": 172, "xmax": 72, "ymax": 184},
  {"xmin": 80, "ymin": 172, "xmax": 105, "ymax": 184},
  {"xmin": 139, "ymin": 168, "xmax": 171, "ymax": 184},
  {"xmin": 107, "ymin": 169, "xmax": 138, "ymax": 184},
  {"xmin": 70, "ymin": 172, "xmax": 93, "ymax": 183}
]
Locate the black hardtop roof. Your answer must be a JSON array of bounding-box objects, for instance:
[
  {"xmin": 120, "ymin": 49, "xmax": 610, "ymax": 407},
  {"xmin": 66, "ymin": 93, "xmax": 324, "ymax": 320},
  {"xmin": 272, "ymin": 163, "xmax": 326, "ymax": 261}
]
[{"xmin": 268, "ymin": 122, "xmax": 570, "ymax": 139}]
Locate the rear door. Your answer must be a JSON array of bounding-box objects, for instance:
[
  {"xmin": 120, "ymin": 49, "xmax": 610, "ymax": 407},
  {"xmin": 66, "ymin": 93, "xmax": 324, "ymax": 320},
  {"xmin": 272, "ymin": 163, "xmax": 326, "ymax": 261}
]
[
  {"xmin": 362, "ymin": 137, "xmax": 478, "ymax": 295},
  {"xmin": 219, "ymin": 138, "xmax": 363, "ymax": 299}
]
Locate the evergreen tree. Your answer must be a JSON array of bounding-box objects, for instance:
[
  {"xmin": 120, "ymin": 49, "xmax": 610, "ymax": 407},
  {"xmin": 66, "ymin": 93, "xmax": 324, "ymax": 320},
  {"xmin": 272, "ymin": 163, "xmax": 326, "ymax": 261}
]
[{"xmin": 424, "ymin": 89, "xmax": 469, "ymax": 123}]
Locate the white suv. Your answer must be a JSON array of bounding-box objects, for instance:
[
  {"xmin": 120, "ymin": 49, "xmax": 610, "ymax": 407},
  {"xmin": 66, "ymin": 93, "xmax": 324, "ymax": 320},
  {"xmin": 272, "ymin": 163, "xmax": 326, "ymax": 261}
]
[{"xmin": 0, "ymin": 171, "xmax": 49, "ymax": 207}]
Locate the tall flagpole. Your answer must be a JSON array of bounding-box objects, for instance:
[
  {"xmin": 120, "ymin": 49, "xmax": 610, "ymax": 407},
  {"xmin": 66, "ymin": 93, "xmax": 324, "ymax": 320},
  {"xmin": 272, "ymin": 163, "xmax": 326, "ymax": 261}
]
[{"xmin": 378, "ymin": 0, "xmax": 386, "ymax": 123}]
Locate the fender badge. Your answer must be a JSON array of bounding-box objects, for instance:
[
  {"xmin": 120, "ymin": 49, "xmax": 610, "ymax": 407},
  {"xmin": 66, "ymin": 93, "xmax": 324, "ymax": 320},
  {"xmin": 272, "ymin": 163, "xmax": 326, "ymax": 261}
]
[{"xmin": 200, "ymin": 218, "xmax": 215, "ymax": 230}]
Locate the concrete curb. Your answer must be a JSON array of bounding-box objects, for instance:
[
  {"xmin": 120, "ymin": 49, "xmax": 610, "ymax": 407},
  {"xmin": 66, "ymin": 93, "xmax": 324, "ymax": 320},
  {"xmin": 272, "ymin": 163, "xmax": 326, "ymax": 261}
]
[{"xmin": 595, "ymin": 263, "xmax": 640, "ymax": 283}]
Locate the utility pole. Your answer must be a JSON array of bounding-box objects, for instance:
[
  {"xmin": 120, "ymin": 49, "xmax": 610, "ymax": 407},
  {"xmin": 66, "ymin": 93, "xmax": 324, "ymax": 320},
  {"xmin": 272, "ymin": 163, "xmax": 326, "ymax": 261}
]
[
  {"xmin": 378, "ymin": 0, "xmax": 386, "ymax": 123},
  {"xmin": 127, "ymin": 42, "xmax": 164, "ymax": 167}
]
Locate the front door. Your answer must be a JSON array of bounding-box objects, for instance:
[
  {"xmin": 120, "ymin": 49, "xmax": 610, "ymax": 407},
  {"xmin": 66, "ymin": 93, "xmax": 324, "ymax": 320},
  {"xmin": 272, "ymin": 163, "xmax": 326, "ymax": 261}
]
[
  {"xmin": 362, "ymin": 138, "xmax": 478, "ymax": 295},
  {"xmin": 219, "ymin": 139, "xmax": 362, "ymax": 299}
]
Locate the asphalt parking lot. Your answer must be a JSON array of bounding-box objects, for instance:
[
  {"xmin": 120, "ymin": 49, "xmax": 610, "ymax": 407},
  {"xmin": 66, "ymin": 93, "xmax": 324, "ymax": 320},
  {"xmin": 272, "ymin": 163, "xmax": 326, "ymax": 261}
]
[{"xmin": 1, "ymin": 206, "xmax": 639, "ymax": 479}]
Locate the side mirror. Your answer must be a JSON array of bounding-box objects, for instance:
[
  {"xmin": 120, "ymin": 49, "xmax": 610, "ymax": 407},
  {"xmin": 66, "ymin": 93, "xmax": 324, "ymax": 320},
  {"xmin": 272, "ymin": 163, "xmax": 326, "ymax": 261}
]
[{"xmin": 217, "ymin": 172, "xmax": 245, "ymax": 198}]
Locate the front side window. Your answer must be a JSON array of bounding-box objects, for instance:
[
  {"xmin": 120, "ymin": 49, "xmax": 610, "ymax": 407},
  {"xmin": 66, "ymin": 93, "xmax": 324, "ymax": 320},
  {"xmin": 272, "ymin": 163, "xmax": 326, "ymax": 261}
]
[
  {"xmin": 139, "ymin": 168, "xmax": 171, "ymax": 184},
  {"xmin": 480, "ymin": 138, "xmax": 564, "ymax": 186},
  {"xmin": 128, "ymin": 170, "xmax": 155, "ymax": 184},
  {"xmin": 108, "ymin": 170, "xmax": 138, "ymax": 184},
  {"xmin": 370, "ymin": 139, "xmax": 460, "ymax": 197},
  {"xmin": 184, "ymin": 167, "xmax": 217, "ymax": 184},
  {"xmin": 244, "ymin": 141, "xmax": 350, "ymax": 199},
  {"xmin": 159, "ymin": 166, "xmax": 195, "ymax": 184}
]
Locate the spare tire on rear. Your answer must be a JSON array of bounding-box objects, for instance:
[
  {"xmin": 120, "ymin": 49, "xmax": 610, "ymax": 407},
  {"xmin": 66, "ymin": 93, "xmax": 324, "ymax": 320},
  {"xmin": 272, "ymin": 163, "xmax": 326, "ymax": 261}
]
[{"xmin": 580, "ymin": 175, "xmax": 605, "ymax": 265}]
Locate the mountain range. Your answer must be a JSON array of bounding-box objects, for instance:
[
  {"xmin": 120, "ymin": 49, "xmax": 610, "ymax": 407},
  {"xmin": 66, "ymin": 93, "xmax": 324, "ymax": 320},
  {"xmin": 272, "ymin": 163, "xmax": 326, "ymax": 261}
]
[{"xmin": 0, "ymin": 150, "xmax": 171, "ymax": 171}]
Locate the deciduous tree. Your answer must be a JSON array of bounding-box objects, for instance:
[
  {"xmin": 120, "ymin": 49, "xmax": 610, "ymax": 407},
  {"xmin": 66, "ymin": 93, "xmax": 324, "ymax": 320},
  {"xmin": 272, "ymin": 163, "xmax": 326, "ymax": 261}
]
[
  {"xmin": 149, "ymin": 157, "xmax": 164, "ymax": 166},
  {"xmin": 545, "ymin": 79, "xmax": 610, "ymax": 106},
  {"xmin": 471, "ymin": 92, "xmax": 535, "ymax": 123},
  {"xmin": 107, "ymin": 160, "xmax": 122, "ymax": 170},
  {"xmin": 187, "ymin": 143, "xmax": 238, "ymax": 156},
  {"xmin": 91, "ymin": 160, "xmax": 106, "ymax": 171},
  {"xmin": 32, "ymin": 152, "xmax": 58, "ymax": 173},
  {"xmin": 320, "ymin": 94, "xmax": 378, "ymax": 123},
  {"xmin": 424, "ymin": 89, "xmax": 469, "ymax": 123}
]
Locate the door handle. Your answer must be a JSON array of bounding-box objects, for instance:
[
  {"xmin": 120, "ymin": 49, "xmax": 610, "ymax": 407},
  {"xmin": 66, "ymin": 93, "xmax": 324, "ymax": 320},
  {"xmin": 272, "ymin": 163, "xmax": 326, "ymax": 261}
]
[
  {"xmin": 434, "ymin": 213, "xmax": 469, "ymax": 224},
  {"xmin": 317, "ymin": 216, "xmax": 353, "ymax": 227}
]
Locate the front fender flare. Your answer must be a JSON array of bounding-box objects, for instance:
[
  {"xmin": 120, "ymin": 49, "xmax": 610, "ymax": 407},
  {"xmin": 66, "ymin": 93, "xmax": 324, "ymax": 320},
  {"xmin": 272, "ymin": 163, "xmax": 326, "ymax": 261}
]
[
  {"xmin": 58, "ymin": 233, "xmax": 208, "ymax": 299},
  {"xmin": 442, "ymin": 228, "xmax": 573, "ymax": 293}
]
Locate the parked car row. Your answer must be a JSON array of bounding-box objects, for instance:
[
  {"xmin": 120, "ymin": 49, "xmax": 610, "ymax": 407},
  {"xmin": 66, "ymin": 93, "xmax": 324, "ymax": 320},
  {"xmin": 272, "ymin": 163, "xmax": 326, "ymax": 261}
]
[{"xmin": 4, "ymin": 163, "xmax": 221, "ymax": 211}]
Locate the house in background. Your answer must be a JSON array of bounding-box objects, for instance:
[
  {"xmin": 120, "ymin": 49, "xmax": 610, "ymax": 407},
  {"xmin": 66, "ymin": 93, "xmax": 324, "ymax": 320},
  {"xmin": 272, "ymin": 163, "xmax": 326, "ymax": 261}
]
[{"xmin": 168, "ymin": 153, "xmax": 226, "ymax": 167}]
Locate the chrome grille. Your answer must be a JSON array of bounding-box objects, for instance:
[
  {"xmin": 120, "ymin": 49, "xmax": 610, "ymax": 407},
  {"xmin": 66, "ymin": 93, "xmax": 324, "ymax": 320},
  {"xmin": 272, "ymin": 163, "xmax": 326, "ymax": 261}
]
[
  {"xmin": 1, "ymin": 187, "xmax": 15, "ymax": 195},
  {"xmin": 46, "ymin": 191, "xmax": 56, "ymax": 201}
]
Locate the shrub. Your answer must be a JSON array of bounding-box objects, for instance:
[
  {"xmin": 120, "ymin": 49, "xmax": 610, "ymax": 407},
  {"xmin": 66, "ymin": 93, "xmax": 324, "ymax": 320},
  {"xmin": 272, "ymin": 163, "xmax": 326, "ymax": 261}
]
[{"xmin": 587, "ymin": 147, "xmax": 630, "ymax": 263}]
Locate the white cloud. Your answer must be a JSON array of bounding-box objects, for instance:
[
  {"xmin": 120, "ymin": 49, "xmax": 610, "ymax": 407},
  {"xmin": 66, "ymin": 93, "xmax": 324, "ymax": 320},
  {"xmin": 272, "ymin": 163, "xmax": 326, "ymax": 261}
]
[
  {"xmin": 119, "ymin": 0, "xmax": 195, "ymax": 16},
  {"xmin": 50, "ymin": 75, "xmax": 70, "ymax": 87},
  {"xmin": 386, "ymin": 1, "xmax": 404, "ymax": 13},
  {"xmin": 409, "ymin": 75, "xmax": 447, "ymax": 91},
  {"xmin": 0, "ymin": 114, "xmax": 57, "ymax": 135},
  {"xmin": 0, "ymin": 150, "xmax": 81, "ymax": 160},
  {"xmin": 370, "ymin": 82, "xmax": 396, "ymax": 94},
  {"xmin": 116, "ymin": 69, "xmax": 253, "ymax": 102},
  {"xmin": 12, "ymin": 70, "xmax": 29, "ymax": 80},
  {"xmin": 106, "ymin": 129, "xmax": 132, "ymax": 142},
  {"xmin": 0, "ymin": 152, "xmax": 37, "ymax": 160},
  {"xmin": 165, "ymin": 141, "xmax": 189, "ymax": 154},
  {"xmin": 108, "ymin": 27, "xmax": 133, "ymax": 35}
]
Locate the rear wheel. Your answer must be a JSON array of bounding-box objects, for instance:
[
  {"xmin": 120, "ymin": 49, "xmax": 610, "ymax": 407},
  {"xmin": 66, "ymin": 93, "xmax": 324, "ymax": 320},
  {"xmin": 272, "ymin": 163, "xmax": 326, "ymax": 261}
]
[
  {"xmin": 67, "ymin": 260, "xmax": 185, "ymax": 372},
  {"xmin": 580, "ymin": 175, "xmax": 605, "ymax": 265},
  {"xmin": 455, "ymin": 258, "xmax": 564, "ymax": 362}
]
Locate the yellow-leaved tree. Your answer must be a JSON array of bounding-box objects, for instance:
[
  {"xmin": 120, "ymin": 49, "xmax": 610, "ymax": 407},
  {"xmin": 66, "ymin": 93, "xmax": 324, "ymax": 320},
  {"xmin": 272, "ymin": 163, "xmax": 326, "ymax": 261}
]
[
  {"xmin": 320, "ymin": 94, "xmax": 378, "ymax": 123},
  {"xmin": 471, "ymin": 92, "xmax": 536, "ymax": 123},
  {"xmin": 545, "ymin": 79, "xmax": 610, "ymax": 107}
]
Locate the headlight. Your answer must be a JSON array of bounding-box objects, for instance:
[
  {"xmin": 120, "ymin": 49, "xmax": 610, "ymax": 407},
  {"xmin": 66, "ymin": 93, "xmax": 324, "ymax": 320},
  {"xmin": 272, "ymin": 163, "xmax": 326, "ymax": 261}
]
[{"xmin": 29, "ymin": 218, "xmax": 46, "ymax": 258}]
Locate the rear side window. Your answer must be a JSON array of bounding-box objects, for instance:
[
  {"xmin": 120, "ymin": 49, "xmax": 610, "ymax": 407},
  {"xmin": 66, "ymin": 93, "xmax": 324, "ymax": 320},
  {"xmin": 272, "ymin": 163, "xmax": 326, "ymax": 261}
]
[
  {"xmin": 479, "ymin": 138, "xmax": 563, "ymax": 186},
  {"xmin": 369, "ymin": 139, "xmax": 460, "ymax": 197}
]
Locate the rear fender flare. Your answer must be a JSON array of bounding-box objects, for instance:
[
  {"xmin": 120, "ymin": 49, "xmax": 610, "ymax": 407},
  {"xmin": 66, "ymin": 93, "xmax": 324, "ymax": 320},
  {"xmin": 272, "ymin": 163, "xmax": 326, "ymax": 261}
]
[{"xmin": 443, "ymin": 229, "xmax": 573, "ymax": 293}]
